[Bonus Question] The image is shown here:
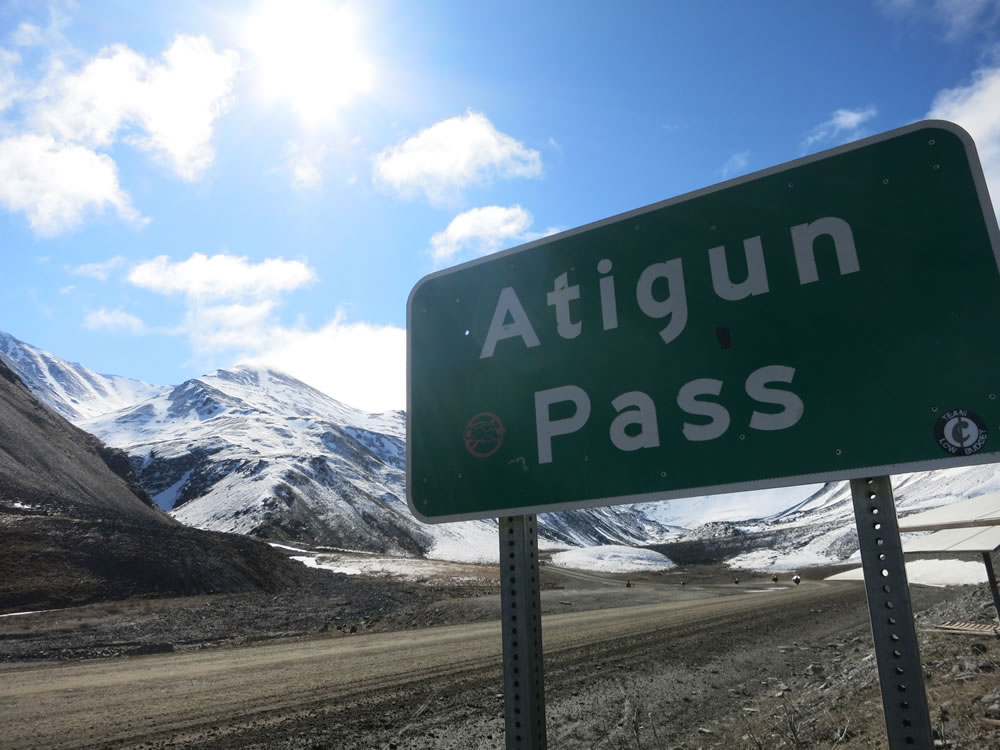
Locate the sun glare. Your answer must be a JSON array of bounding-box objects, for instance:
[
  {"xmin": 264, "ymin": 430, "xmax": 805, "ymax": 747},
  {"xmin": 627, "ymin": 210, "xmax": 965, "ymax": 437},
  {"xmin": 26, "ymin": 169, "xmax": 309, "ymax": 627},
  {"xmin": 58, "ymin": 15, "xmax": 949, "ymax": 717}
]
[{"xmin": 244, "ymin": 0, "xmax": 374, "ymax": 127}]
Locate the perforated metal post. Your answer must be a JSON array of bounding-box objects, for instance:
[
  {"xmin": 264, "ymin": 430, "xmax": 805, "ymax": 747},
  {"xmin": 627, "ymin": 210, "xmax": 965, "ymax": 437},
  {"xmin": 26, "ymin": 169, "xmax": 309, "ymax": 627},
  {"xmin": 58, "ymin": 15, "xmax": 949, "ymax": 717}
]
[
  {"xmin": 851, "ymin": 476, "xmax": 932, "ymax": 748},
  {"xmin": 982, "ymin": 551, "xmax": 1000, "ymax": 624},
  {"xmin": 499, "ymin": 515, "xmax": 547, "ymax": 749}
]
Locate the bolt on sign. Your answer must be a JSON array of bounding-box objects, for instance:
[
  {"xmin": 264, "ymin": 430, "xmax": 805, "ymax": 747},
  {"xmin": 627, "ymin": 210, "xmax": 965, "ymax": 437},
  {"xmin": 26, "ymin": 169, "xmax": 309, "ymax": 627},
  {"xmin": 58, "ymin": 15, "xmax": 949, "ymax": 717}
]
[{"xmin": 407, "ymin": 121, "xmax": 1000, "ymax": 523}]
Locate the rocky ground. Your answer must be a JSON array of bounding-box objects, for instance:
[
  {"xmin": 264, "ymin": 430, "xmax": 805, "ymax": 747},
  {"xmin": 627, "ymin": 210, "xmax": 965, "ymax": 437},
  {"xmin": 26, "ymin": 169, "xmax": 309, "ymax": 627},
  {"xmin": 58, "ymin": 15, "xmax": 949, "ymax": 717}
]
[
  {"xmin": 0, "ymin": 556, "xmax": 813, "ymax": 663},
  {"xmin": 1, "ymin": 557, "xmax": 998, "ymax": 749},
  {"xmin": 0, "ymin": 565, "xmax": 497, "ymax": 662},
  {"xmin": 605, "ymin": 584, "xmax": 1000, "ymax": 750}
]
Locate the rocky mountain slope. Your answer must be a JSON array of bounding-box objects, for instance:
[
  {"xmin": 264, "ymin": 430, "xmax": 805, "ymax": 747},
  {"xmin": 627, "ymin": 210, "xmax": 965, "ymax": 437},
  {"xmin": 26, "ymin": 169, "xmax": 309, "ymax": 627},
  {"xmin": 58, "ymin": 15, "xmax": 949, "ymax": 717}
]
[
  {"xmin": 0, "ymin": 359, "xmax": 308, "ymax": 612},
  {"xmin": 0, "ymin": 358, "xmax": 162, "ymax": 522}
]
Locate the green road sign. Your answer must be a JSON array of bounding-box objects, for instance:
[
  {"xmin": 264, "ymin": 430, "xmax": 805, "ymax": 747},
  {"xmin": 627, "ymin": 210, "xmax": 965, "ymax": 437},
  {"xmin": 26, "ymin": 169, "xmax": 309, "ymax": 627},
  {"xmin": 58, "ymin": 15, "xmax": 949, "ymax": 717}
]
[{"xmin": 407, "ymin": 121, "xmax": 1000, "ymax": 523}]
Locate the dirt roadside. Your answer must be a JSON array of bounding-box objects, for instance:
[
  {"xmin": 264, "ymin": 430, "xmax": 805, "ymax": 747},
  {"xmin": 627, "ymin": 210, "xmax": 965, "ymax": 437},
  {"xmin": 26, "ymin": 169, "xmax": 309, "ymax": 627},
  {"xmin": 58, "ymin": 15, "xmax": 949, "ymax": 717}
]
[
  {"xmin": 3, "ymin": 572, "xmax": 994, "ymax": 750},
  {"xmin": 0, "ymin": 559, "xmax": 795, "ymax": 663}
]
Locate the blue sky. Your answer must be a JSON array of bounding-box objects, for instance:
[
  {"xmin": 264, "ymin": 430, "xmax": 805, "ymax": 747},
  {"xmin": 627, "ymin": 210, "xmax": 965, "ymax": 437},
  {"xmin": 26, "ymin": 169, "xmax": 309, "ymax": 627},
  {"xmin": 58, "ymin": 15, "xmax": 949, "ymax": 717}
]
[{"xmin": 1, "ymin": 0, "xmax": 999, "ymax": 411}]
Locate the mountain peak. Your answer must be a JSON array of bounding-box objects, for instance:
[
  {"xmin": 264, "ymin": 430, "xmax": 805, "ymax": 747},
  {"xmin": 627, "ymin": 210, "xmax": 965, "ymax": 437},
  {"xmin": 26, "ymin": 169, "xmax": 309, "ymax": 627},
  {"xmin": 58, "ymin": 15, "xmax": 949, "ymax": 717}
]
[
  {"xmin": 210, "ymin": 363, "xmax": 282, "ymax": 383},
  {"xmin": 0, "ymin": 329, "xmax": 168, "ymax": 421}
]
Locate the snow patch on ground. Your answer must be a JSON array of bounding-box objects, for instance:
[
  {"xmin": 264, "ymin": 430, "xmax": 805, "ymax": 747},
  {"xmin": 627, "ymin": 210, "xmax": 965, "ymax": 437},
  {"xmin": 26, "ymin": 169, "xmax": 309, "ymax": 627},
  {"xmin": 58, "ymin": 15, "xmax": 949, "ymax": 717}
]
[
  {"xmin": 728, "ymin": 525, "xmax": 857, "ymax": 571},
  {"xmin": 425, "ymin": 521, "xmax": 500, "ymax": 564},
  {"xmin": 424, "ymin": 521, "xmax": 570, "ymax": 564},
  {"xmin": 826, "ymin": 559, "xmax": 988, "ymax": 587},
  {"xmin": 549, "ymin": 545, "xmax": 676, "ymax": 573},
  {"xmin": 153, "ymin": 468, "xmax": 194, "ymax": 511},
  {"xmin": 291, "ymin": 552, "xmax": 493, "ymax": 581},
  {"xmin": 267, "ymin": 542, "xmax": 315, "ymax": 554},
  {"xmin": 0, "ymin": 609, "xmax": 54, "ymax": 618},
  {"xmin": 727, "ymin": 548, "xmax": 834, "ymax": 571}
]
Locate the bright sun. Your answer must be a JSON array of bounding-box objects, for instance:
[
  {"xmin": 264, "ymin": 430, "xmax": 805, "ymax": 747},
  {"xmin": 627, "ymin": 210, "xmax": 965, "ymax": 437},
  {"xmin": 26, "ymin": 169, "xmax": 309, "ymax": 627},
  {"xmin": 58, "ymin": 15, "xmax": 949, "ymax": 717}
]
[{"xmin": 244, "ymin": 0, "xmax": 374, "ymax": 127}]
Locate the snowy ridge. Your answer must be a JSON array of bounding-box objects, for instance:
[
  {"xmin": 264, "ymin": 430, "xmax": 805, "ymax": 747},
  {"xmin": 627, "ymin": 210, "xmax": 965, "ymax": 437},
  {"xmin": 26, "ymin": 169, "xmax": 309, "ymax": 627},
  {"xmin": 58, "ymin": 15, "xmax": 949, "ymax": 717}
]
[
  {"xmin": 719, "ymin": 464, "xmax": 1000, "ymax": 571},
  {"xmin": 634, "ymin": 484, "xmax": 826, "ymax": 529},
  {"xmin": 0, "ymin": 330, "xmax": 166, "ymax": 421}
]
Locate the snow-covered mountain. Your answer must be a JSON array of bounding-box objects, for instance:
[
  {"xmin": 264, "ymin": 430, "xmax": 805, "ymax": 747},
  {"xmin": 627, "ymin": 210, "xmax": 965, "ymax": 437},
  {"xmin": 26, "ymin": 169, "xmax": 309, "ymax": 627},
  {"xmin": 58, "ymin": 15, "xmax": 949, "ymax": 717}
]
[
  {"xmin": 79, "ymin": 364, "xmax": 696, "ymax": 558},
  {"xmin": 7, "ymin": 328, "xmax": 999, "ymax": 567},
  {"xmin": 714, "ymin": 463, "xmax": 1000, "ymax": 571},
  {"xmin": 0, "ymin": 331, "xmax": 167, "ymax": 421},
  {"xmin": 80, "ymin": 366, "xmax": 432, "ymax": 555}
]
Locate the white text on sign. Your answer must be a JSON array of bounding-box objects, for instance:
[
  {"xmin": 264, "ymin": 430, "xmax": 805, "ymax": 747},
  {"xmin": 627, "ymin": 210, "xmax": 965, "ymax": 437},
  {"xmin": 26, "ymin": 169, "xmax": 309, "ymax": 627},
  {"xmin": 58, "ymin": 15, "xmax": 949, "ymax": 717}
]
[
  {"xmin": 534, "ymin": 365, "xmax": 803, "ymax": 464},
  {"xmin": 480, "ymin": 216, "xmax": 859, "ymax": 359}
]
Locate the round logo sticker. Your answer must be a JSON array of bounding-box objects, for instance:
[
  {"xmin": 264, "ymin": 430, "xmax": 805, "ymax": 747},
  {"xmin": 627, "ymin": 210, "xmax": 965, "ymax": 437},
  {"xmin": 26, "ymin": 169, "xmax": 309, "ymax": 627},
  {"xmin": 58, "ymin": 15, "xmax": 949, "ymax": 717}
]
[
  {"xmin": 464, "ymin": 412, "xmax": 505, "ymax": 458},
  {"xmin": 935, "ymin": 409, "xmax": 988, "ymax": 456}
]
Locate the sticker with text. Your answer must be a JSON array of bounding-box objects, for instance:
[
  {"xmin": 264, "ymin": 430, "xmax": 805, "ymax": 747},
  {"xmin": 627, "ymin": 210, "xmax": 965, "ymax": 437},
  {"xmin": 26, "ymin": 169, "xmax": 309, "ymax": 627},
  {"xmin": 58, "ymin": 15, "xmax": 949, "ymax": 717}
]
[{"xmin": 935, "ymin": 409, "xmax": 988, "ymax": 456}]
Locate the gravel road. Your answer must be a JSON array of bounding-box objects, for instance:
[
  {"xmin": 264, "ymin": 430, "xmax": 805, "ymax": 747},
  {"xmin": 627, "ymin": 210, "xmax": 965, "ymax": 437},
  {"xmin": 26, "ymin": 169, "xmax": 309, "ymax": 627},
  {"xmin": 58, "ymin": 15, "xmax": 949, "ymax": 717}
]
[{"xmin": 0, "ymin": 578, "xmax": 904, "ymax": 749}]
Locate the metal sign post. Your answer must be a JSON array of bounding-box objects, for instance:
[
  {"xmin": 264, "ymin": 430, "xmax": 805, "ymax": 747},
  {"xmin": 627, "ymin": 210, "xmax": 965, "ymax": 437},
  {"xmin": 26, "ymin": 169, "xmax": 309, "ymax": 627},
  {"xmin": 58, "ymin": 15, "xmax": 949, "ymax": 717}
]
[
  {"xmin": 982, "ymin": 550, "xmax": 1000, "ymax": 624},
  {"xmin": 851, "ymin": 476, "xmax": 932, "ymax": 748},
  {"xmin": 499, "ymin": 515, "xmax": 546, "ymax": 749}
]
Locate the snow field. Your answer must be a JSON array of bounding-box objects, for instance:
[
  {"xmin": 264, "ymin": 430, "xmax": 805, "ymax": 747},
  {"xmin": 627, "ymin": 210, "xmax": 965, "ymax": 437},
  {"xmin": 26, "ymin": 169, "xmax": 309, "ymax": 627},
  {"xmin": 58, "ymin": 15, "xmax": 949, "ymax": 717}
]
[
  {"xmin": 549, "ymin": 545, "xmax": 676, "ymax": 573},
  {"xmin": 826, "ymin": 559, "xmax": 989, "ymax": 587}
]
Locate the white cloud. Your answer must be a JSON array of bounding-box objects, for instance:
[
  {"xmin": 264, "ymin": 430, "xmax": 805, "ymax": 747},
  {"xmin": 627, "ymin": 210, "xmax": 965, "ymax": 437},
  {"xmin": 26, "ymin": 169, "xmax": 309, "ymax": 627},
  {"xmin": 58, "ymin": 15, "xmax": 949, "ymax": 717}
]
[
  {"xmin": 803, "ymin": 107, "xmax": 878, "ymax": 150},
  {"xmin": 32, "ymin": 35, "xmax": 240, "ymax": 180},
  {"xmin": 128, "ymin": 36, "xmax": 240, "ymax": 180},
  {"xmin": 12, "ymin": 23, "xmax": 45, "ymax": 47},
  {"xmin": 0, "ymin": 49, "xmax": 23, "ymax": 113},
  {"xmin": 72, "ymin": 255, "xmax": 126, "ymax": 280},
  {"xmin": 176, "ymin": 300, "xmax": 280, "ymax": 357},
  {"xmin": 283, "ymin": 141, "xmax": 328, "ymax": 190},
  {"xmin": 10, "ymin": 5, "xmax": 70, "ymax": 49},
  {"xmin": 937, "ymin": 0, "xmax": 1000, "ymax": 37},
  {"xmin": 174, "ymin": 300, "xmax": 406, "ymax": 411},
  {"xmin": 720, "ymin": 151, "xmax": 749, "ymax": 179},
  {"xmin": 0, "ymin": 134, "xmax": 146, "ymax": 235},
  {"xmin": 430, "ymin": 205, "xmax": 535, "ymax": 264},
  {"xmin": 83, "ymin": 308, "xmax": 146, "ymax": 335},
  {"xmin": 373, "ymin": 111, "xmax": 542, "ymax": 203},
  {"xmin": 122, "ymin": 251, "xmax": 406, "ymax": 409},
  {"xmin": 128, "ymin": 253, "xmax": 316, "ymax": 301},
  {"xmin": 239, "ymin": 313, "xmax": 406, "ymax": 413},
  {"xmin": 878, "ymin": 0, "xmax": 1000, "ymax": 40},
  {"xmin": 0, "ymin": 32, "xmax": 238, "ymax": 235},
  {"xmin": 124, "ymin": 251, "xmax": 403, "ymax": 411},
  {"xmin": 928, "ymin": 63, "xmax": 1000, "ymax": 214},
  {"xmin": 831, "ymin": 108, "xmax": 876, "ymax": 131}
]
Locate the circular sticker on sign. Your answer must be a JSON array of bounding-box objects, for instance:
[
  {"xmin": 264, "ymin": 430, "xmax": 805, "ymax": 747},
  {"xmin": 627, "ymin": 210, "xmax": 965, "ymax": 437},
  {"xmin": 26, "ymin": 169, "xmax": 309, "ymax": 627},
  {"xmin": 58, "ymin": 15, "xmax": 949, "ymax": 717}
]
[
  {"xmin": 464, "ymin": 412, "xmax": 505, "ymax": 458},
  {"xmin": 935, "ymin": 409, "xmax": 988, "ymax": 456}
]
